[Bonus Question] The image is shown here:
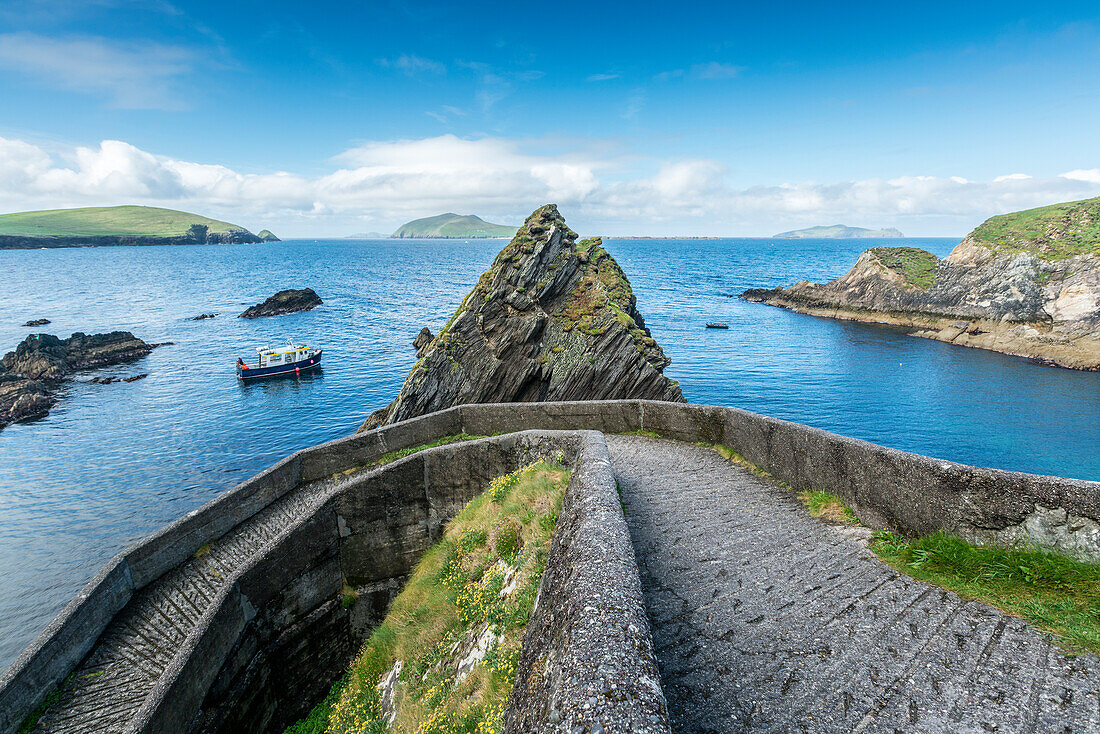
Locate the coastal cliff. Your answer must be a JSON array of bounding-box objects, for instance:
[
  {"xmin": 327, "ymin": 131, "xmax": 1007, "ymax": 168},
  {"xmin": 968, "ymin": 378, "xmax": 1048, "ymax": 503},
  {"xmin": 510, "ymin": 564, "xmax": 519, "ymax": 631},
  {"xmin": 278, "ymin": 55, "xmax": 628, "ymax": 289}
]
[
  {"xmin": 742, "ymin": 197, "xmax": 1100, "ymax": 369},
  {"xmin": 362, "ymin": 204, "xmax": 684, "ymax": 428}
]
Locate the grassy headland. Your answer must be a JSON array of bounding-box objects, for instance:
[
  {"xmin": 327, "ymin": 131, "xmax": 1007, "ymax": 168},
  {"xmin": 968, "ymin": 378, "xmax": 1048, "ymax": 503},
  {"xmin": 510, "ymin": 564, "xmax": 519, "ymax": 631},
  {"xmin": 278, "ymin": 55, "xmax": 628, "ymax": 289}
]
[
  {"xmin": 869, "ymin": 246, "xmax": 940, "ymax": 290},
  {"xmin": 968, "ymin": 196, "xmax": 1100, "ymax": 260},
  {"xmin": 0, "ymin": 205, "xmax": 262, "ymax": 248}
]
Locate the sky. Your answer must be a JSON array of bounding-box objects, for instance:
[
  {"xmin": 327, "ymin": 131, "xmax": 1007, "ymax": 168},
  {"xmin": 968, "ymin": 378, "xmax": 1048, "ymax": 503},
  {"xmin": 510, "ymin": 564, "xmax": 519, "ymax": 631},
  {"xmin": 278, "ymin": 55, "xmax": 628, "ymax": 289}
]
[{"xmin": 1, "ymin": 0, "xmax": 1099, "ymax": 237}]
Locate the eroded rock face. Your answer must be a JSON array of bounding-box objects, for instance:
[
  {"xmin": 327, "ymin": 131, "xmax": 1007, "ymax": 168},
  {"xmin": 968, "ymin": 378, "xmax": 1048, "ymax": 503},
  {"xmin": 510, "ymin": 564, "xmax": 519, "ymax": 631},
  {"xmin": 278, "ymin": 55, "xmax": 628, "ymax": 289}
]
[
  {"xmin": 742, "ymin": 224, "xmax": 1100, "ymax": 369},
  {"xmin": 364, "ymin": 204, "xmax": 683, "ymax": 428},
  {"xmin": 0, "ymin": 331, "xmax": 156, "ymax": 429},
  {"xmin": 413, "ymin": 327, "xmax": 434, "ymax": 357},
  {"xmin": 238, "ymin": 288, "xmax": 323, "ymax": 318}
]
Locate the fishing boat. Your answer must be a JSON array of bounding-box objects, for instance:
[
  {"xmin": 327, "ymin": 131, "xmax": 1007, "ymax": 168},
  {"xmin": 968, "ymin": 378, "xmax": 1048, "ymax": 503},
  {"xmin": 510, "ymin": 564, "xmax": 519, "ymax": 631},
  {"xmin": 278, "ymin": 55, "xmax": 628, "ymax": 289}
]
[{"xmin": 236, "ymin": 342, "xmax": 322, "ymax": 380}]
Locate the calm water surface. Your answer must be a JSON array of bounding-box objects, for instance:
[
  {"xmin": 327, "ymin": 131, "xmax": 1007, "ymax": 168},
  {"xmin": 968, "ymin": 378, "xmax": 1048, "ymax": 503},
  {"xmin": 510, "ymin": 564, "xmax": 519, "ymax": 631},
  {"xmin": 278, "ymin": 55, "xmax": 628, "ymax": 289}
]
[{"xmin": 1, "ymin": 237, "xmax": 1097, "ymax": 669}]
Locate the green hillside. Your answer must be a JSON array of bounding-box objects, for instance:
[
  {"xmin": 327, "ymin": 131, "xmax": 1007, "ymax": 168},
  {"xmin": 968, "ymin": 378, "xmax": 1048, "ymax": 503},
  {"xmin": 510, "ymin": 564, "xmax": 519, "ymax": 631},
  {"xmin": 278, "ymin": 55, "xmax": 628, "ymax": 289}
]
[
  {"xmin": 774, "ymin": 224, "xmax": 905, "ymax": 239},
  {"xmin": 392, "ymin": 213, "xmax": 517, "ymax": 238},
  {"xmin": 0, "ymin": 205, "xmax": 250, "ymax": 237},
  {"xmin": 968, "ymin": 196, "xmax": 1100, "ymax": 260}
]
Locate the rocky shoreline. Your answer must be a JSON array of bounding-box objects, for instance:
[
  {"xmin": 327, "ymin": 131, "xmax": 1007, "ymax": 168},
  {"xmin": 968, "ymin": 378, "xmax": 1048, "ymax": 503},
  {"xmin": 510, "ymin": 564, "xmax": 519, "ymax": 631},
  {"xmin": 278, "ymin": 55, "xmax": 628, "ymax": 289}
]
[
  {"xmin": 0, "ymin": 229, "xmax": 261, "ymax": 250},
  {"xmin": 742, "ymin": 199, "xmax": 1100, "ymax": 370},
  {"xmin": 0, "ymin": 332, "xmax": 160, "ymax": 429}
]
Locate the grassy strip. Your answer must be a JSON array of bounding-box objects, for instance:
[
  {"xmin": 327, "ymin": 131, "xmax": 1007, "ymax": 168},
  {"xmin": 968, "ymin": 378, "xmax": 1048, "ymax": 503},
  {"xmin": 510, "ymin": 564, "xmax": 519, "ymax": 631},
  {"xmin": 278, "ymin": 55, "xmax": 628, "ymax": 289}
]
[
  {"xmin": 620, "ymin": 429, "xmax": 660, "ymax": 439},
  {"xmin": 285, "ymin": 461, "xmax": 568, "ymax": 733},
  {"xmin": 871, "ymin": 531, "xmax": 1100, "ymax": 655},
  {"xmin": 372, "ymin": 434, "xmax": 488, "ymax": 467}
]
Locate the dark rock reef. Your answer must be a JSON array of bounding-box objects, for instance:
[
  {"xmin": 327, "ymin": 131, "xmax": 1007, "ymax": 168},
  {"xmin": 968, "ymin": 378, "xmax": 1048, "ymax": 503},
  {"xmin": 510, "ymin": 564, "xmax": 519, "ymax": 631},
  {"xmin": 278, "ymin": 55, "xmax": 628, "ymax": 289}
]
[
  {"xmin": 238, "ymin": 288, "xmax": 323, "ymax": 318},
  {"xmin": 743, "ymin": 198, "xmax": 1100, "ymax": 370},
  {"xmin": 362, "ymin": 204, "xmax": 684, "ymax": 429},
  {"xmin": 21, "ymin": 318, "xmax": 50, "ymax": 327},
  {"xmin": 189, "ymin": 313, "xmax": 217, "ymax": 321},
  {"xmin": 0, "ymin": 332, "xmax": 157, "ymax": 429}
]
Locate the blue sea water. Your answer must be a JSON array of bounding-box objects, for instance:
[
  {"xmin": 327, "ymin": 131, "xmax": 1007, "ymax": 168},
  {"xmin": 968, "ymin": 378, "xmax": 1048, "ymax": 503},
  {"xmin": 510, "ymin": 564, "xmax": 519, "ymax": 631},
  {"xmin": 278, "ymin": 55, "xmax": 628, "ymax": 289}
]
[{"xmin": 0, "ymin": 236, "xmax": 1098, "ymax": 670}]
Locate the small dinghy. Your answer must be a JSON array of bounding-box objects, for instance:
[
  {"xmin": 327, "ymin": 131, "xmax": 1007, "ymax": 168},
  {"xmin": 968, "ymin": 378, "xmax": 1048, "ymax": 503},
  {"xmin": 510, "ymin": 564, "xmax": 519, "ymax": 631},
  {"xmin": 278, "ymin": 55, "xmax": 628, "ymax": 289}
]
[
  {"xmin": 705, "ymin": 322, "xmax": 730, "ymax": 329},
  {"xmin": 237, "ymin": 342, "xmax": 322, "ymax": 380}
]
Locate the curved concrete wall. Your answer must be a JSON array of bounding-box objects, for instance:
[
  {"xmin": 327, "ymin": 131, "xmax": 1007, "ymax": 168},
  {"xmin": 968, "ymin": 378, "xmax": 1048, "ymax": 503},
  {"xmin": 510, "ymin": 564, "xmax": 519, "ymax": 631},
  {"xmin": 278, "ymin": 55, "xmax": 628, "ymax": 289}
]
[{"xmin": 3, "ymin": 399, "xmax": 1098, "ymax": 734}]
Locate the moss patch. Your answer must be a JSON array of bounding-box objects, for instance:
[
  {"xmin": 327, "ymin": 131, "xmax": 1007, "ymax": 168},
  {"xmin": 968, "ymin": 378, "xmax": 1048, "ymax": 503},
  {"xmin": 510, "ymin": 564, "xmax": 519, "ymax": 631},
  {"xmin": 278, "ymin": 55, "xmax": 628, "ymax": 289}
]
[
  {"xmin": 871, "ymin": 531, "xmax": 1100, "ymax": 654},
  {"xmin": 285, "ymin": 461, "xmax": 569, "ymax": 734},
  {"xmin": 869, "ymin": 247, "xmax": 940, "ymax": 290},
  {"xmin": 968, "ymin": 196, "xmax": 1100, "ymax": 261}
]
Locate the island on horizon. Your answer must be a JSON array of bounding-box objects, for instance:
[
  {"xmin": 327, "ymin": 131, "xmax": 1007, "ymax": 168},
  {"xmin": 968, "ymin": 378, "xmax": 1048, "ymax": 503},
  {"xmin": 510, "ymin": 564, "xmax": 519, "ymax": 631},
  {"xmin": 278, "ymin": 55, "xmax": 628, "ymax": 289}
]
[
  {"xmin": 0, "ymin": 205, "xmax": 274, "ymax": 249},
  {"xmin": 391, "ymin": 212, "xmax": 518, "ymax": 239},
  {"xmin": 773, "ymin": 224, "xmax": 905, "ymax": 239}
]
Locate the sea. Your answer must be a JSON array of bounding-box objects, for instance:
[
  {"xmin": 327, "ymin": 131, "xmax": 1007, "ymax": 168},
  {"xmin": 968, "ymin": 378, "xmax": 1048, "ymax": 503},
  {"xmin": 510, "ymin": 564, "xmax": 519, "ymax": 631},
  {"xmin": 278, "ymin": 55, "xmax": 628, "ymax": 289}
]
[{"xmin": 1, "ymin": 236, "xmax": 1098, "ymax": 670}]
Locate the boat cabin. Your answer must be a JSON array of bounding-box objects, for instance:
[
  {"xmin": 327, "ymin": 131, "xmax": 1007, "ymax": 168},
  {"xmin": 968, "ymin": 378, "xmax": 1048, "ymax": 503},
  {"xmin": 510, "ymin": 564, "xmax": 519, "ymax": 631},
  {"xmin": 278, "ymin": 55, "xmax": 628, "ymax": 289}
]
[{"xmin": 254, "ymin": 345, "xmax": 311, "ymax": 369}]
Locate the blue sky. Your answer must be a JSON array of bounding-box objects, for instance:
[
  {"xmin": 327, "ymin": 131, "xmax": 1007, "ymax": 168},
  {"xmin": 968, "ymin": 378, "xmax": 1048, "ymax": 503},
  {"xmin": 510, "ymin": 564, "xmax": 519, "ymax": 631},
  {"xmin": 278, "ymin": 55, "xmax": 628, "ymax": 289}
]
[{"xmin": 1, "ymin": 0, "xmax": 1099, "ymax": 236}]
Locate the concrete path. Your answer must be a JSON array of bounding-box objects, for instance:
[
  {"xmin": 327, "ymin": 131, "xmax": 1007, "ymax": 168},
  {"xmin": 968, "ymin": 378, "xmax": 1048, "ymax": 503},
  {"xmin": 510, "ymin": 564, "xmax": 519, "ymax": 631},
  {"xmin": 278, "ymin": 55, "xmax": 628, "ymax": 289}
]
[
  {"xmin": 608, "ymin": 435, "xmax": 1100, "ymax": 734},
  {"xmin": 29, "ymin": 474, "xmax": 341, "ymax": 734}
]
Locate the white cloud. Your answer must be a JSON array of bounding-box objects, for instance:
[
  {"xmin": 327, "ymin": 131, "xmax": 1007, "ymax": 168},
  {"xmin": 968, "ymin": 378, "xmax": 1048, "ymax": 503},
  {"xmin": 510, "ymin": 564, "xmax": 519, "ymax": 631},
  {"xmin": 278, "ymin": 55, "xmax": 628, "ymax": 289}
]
[
  {"xmin": 0, "ymin": 33, "xmax": 195, "ymax": 109},
  {"xmin": 0, "ymin": 134, "xmax": 1098, "ymax": 236},
  {"xmin": 586, "ymin": 73, "xmax": 619, "ymax": 82}
]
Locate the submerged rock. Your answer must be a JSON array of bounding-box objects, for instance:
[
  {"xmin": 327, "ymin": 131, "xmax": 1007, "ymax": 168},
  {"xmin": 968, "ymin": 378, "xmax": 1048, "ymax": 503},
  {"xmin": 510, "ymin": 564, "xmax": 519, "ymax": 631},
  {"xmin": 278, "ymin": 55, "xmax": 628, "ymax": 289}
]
[
  {"xmin": 0, "ymin": 332, "xmax": 157, "ymax": 429},
  {"xmin": 21, "ymin": 318, "xmax": 50, "ymax": 327},
  {"xmin": 189, "ymin": 313, "xmax": 217, "ymax": 321},
  {"xmin": 238, "ymin": 288, "xmax": 322, "ymax": 318},
  {"xmin": 363, "ymin": 204, "xmax": 684, "ymax": 429},
  {"xmin": 742, "ymin": 199, "xmax": 1100, "ymax": 370}
]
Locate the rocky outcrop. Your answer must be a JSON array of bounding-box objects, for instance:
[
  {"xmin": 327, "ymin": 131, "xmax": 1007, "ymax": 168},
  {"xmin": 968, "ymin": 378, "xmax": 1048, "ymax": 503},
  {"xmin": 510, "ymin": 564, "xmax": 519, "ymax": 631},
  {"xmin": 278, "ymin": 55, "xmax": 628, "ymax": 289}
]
[
  {"xmin": 0, "ymin": 332, "xmax": 157, "ymax": 429},
  {"xmin": 189, "ymin": 313, "xmax": 217, "ymax": 321},
  {"xmin": 413, "ymin": 327, "xmax": 434, "ymax": 357},
  {"xmin": 363, "ymin": 204, "xmax": 684, "ymax": 429},
  {"xmin": 743, "ymin": 199, "xmax": 1100, "ymax": 370},
  {"xmin": 0, "ymin": 227, "xmax": 261, "ymax": 250},
  {"xmin": 238, "ymin": 288, "xmax": 322, "ymax": 318},
  {"xmin": 21, "ymin": 319, "xmax": 50, "ymax": 327},
  {"xmin": 257, "ymin": 229, "xmax": 280, "ymax": 242}
]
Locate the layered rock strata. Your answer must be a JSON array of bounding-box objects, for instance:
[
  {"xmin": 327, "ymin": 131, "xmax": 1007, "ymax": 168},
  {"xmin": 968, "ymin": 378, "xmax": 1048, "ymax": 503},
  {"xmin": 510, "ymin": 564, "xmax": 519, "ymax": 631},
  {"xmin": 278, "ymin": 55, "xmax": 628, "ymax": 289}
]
[
  {"xmin": 743, "ymin": 198, "xmax": 1100, "ymax": 369},
  {"xmin": 363, "ymin": 204, "xmax": 684, "ymax": 428}
]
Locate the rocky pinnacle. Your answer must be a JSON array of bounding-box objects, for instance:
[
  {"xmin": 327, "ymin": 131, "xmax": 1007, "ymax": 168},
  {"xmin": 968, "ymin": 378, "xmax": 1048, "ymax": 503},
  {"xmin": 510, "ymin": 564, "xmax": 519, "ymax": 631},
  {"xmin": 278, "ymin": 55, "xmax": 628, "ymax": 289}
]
[{"xmin": 364, "ymin": 204, "xmax": 684, "ymax": 428}]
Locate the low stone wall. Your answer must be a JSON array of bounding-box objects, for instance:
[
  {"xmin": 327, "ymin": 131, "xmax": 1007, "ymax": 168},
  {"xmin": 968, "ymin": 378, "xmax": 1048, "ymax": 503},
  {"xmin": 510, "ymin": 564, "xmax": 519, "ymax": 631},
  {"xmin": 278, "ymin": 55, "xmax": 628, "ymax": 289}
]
[
  {"xmin": 504, "ymin": 432, "xmax": 670, "ymax": 733},
  {"xmin": 458, "ymin": 401, "xmax": 1100, "ymax": 558},
  {"xmin": 4, "ymin": 399, "xmax": 1098, "ymax": 734},
  {"xmin": 137, "ymin": 431, "xmax": 585, "ymax": 733}
]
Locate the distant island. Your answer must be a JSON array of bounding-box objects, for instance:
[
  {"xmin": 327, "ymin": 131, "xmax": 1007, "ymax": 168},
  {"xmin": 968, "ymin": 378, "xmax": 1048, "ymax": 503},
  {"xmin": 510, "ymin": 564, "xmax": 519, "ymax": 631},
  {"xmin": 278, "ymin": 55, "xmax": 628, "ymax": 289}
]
[
  {"xmin": 392, "ymin": 213, "xmax": 517, "ymax": 239},
  {"xmin": 0, "ymin": 205, "xmax": 270, "ymax": 249},
  {"xmin": 773, "ymin": 224, "xmax": 905, "ymax": 239},
  {"xmin": 744, "ymin": 197, "xmax": 1100, "ymax": 370},
  {"xmin": 257, "ymin": 229, "xmax": 280, "ymax": 242}
]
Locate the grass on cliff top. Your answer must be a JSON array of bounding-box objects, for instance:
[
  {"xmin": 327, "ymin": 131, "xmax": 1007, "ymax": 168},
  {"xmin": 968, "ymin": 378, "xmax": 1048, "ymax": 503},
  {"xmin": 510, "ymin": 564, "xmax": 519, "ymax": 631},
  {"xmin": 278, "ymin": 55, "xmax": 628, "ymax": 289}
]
[
  {"xmin": 968, "ymin": 196, "xmax": 1100, "ymax": 260},
  {"xmin": 869, "ymin": 246, "xmax": 940, "ymax": 290},
  {"xmin": 871, "ymin": 531, "xmax": 1100, "ymax": 655},
  {"xmin": 0, "ymin": 205, "xmax": 247, "ymax": 237},
  {"xmin": 285, "ymin": 461, "xmax": 569, "ymax": 734}
]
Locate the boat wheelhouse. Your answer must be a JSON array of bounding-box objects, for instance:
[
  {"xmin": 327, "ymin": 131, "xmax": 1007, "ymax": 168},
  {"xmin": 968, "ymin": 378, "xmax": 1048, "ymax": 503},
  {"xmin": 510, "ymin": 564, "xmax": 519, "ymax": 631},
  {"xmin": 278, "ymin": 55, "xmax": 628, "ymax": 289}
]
[{"xmin": 236, "ymin": 343, "xmax": 322, "ymax": 380}]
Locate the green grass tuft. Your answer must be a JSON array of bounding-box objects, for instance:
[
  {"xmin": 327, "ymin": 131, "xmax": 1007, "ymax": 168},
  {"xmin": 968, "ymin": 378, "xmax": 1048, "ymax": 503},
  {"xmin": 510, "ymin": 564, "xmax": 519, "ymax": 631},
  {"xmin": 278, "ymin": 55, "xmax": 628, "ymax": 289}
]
[
  {"xmin": 871, "ymin": 531, "xmax": 1100, "ymax": 654},
  {"xmin": 285, "ymin": 462, "xmax": 569, "ymax": 733},
  {"xmin": 869, "ymin": 246, "xmax": 940, "ymax": 290},
  {"xmin": 798, "ymin": 490, "xmax": 859, "ymax": 524}
]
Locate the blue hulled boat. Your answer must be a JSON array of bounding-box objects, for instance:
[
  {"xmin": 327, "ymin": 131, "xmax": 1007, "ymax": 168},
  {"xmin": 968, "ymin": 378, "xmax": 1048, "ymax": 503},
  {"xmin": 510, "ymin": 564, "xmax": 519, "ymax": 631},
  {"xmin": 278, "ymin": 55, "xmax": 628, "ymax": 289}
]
[{"xmin": 237, "ymin": 343, "xmax": 322, "ymax": 380}]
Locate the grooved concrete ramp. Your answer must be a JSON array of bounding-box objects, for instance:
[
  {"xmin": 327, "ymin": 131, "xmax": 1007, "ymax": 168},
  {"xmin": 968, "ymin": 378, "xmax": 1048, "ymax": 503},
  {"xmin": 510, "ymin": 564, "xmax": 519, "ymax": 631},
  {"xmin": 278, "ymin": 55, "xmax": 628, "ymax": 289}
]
[
  {"xmin": 29, "ymin": 476, "xmax": 337, "ymax": 734},
  {"xmin": 608, "ymin": 435, "xmax": 1100, "ymax": 733}
]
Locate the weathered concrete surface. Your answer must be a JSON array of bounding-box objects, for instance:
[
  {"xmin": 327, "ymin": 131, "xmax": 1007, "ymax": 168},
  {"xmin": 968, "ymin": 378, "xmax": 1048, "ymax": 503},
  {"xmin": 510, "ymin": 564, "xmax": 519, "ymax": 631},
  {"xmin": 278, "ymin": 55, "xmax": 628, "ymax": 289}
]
[
  {"xmin": 505, "ymin": 432, "xmax": 670, "ymax": 733},
  {"xmin": 610, "ymin": 435, "xmax": 1100, "ymax": 733}
]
